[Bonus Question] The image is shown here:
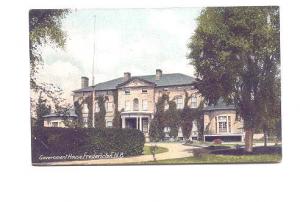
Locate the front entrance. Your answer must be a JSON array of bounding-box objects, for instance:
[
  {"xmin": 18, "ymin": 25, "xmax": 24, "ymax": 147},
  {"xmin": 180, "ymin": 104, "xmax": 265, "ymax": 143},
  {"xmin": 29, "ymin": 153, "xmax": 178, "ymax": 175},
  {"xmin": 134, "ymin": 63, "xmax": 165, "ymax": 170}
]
[
  {"xmin": 124, "ymin": 117, "xmax": 149, "ymax": 131},
  {"xmin": 125, "ymin": 118, "xmax": 137, "ymax": 129},
  {"xmin": 121, "ymin": 113, "xmax": 152, "ymax": 142},
  {"xmin": 122, "ymin": 115, "xmax": 150, "ymax": 132}
]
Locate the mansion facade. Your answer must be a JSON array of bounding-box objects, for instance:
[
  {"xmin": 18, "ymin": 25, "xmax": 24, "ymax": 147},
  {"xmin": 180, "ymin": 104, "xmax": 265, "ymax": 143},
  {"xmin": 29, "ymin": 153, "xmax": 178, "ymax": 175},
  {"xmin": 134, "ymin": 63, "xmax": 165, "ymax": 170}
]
[{"xmin": 67, "ymin": 69, "xmax": 244, "ymax": 142}]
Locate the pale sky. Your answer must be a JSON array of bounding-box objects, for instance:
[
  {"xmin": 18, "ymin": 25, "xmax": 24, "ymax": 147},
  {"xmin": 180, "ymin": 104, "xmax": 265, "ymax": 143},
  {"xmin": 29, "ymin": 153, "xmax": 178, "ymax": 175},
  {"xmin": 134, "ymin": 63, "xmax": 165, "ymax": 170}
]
[{"xmin": 38, "ymin": 8, "xmax": 202, "ymax": 103}]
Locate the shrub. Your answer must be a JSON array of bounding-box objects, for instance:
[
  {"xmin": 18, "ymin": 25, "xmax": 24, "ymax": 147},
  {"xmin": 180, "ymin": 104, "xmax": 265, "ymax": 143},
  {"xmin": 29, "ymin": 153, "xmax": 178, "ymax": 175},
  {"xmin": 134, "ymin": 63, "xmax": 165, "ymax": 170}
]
[
  {"xmin": 212, "ymin": 138, "xmax": 223, "ymax": 144},
  {"xmin": 192, "ymin": 149, "xmax": 204, "ymax": 157},
  {"xmin": 32, "ymin": 127, "xmax": 145, "ymax": 163}
]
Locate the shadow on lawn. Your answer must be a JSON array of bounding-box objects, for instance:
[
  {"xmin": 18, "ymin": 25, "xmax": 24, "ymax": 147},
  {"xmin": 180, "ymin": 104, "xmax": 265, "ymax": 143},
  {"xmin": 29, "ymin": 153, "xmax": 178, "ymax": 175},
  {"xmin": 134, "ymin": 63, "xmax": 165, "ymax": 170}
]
[{"xmin": 209, "ymin": 146, "xmax": 282, "ymax": 156}]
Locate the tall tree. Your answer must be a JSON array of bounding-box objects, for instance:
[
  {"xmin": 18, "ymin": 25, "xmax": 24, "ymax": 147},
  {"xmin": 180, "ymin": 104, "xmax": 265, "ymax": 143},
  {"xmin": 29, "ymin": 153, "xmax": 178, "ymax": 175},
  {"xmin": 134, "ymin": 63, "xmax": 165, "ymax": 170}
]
[
  {"xmin": 188, "ymin": 7, "xmax": 280, "ymax": 152},
  {"xmin": 29, "ymin": 9, "xmax": 70, "ymax": 116},
  {"xmin": 35, "ymin": 92, "xmax": 51, "ymax": 128}
]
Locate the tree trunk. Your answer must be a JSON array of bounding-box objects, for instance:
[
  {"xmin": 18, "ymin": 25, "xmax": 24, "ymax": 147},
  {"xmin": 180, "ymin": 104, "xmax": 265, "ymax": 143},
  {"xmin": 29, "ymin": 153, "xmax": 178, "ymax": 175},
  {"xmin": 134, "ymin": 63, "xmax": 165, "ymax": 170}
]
[{"xmin": 244, "ymin": 128, "xmax": 254, "ymax": 152}]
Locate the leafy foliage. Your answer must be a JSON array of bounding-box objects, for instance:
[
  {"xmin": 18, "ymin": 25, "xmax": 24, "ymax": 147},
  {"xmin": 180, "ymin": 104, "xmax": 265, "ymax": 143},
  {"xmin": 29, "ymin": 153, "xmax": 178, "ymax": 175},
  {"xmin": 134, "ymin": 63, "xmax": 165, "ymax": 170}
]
[
  {"xmin": 112, "ymin": 91, "xmax": 122, "ymax": 128},
  {"xmin": 84, "ymin": 96, "xmax": 93, "ymax": 128},
  {"xmin": 188, "ymin": 7, "xmax": 280, "ymax": 151},
  {"xmin": 95, "ymin": 96, "xmax": 108, "ymax": 128},
  {"xmin": 29, "ymin": 9, "xmax": 70, "ymax": 118},
  {"xmin": 34, "ymin": 92, "xmax": 51, "ymax": 128},
  {"xmin": 149, "ymin": 94, "xmax": 168, "ymax": 141},
  {"xmin": 29, "ymin": 9, "xmax": 69, "ymax": 91},
  {"xmin": 72, "ymin": 95, "xmax": 108, "ymax": 128},
  {"xmin": 73, "ymin": 100, "xmax": 84, "ymax": 128},
  {"xmin": 31, "ymin": 127, "xmax": 145, "ymax": 163},
  {"xmin": 149, "ymin": 92, "xmax": 204, "ymax": 141}
]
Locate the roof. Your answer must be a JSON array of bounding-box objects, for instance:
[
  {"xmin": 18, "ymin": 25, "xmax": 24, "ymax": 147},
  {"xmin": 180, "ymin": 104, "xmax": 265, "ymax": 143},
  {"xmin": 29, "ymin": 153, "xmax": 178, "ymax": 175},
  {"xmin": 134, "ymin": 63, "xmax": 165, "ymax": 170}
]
[
  {"xmin": 73, "ymin": 73, "xmax": 195, "ymax": 93},
  {"xmin": 116, "ymin": 77, "xmax": 156, "ymax": 88},
  {"xmin": 43, "ymin": 109, "xmax": 78, "ymax": 118},
  {"xmin": 203, "ymin": 98, "xmax": 236, "ymax": 111}
]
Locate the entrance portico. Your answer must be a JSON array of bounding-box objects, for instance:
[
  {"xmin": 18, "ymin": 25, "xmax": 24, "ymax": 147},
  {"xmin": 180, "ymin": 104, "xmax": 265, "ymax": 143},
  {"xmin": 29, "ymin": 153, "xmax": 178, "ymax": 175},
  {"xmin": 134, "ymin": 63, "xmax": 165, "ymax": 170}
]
[{"xmin": 121, "ymin": 112, "xmax": 152, "ymax": 139}]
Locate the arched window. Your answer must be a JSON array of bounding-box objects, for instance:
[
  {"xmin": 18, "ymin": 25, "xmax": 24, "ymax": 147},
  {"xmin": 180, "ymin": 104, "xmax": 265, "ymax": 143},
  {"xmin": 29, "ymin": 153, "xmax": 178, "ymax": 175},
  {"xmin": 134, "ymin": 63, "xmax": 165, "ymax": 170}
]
[{"xmin": 133, "ymin": 98, "xmax": 139, "ymax": 111}]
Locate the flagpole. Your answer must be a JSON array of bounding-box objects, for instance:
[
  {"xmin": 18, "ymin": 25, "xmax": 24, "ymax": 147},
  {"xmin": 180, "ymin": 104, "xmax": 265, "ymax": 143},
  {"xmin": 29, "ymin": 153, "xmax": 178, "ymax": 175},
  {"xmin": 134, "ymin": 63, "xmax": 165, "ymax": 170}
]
[
  {"xmin": 92, "ymin": 15, "xmax": 96, "ymax": 128},
  {"xmin": 92, "ymin": 15, "xmax": 96, "ymax": 86}
]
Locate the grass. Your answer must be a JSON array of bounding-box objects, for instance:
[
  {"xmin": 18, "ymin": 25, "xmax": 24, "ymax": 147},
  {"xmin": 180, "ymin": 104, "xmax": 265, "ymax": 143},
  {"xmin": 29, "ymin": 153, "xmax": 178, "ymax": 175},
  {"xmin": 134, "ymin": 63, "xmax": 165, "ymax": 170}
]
[
  {"xmin": 142, "ymin": 154, "xmax": 281, "ymax": 164},
  {"xmin": 140, "ymin": 145, "xmax": 282, "ymax": 164},
  {"xmin": 143, "ymin": 145, "xmax": 169, "ymax": 155}
]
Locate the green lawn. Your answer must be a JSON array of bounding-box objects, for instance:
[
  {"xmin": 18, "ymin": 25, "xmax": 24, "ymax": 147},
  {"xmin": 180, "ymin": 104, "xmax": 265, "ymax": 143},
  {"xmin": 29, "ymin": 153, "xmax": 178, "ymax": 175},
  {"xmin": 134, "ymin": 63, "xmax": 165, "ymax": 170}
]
[
  {"xmin": 142, "ymin": 154, "xmax": 281, "ymax": 164},
  {"xmin": 143, "ymin": 145, "xmax": 169, "ymax": 155}
]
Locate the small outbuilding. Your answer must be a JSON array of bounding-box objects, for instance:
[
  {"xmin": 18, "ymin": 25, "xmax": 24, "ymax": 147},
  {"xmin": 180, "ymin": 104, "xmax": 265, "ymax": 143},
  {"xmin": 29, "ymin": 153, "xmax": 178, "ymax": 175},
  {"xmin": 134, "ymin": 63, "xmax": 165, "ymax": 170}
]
[{"xmin": 43, "ymin": 109, "xmax": 77, "ymax": 128}]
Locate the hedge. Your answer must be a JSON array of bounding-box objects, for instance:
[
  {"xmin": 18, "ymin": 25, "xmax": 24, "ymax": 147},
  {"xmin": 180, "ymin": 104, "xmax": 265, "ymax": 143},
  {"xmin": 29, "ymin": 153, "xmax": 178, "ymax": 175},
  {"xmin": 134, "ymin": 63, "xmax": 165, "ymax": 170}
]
[{"xmin": 32, "ymin": 127, "xmax": 145, "ymax": 163}]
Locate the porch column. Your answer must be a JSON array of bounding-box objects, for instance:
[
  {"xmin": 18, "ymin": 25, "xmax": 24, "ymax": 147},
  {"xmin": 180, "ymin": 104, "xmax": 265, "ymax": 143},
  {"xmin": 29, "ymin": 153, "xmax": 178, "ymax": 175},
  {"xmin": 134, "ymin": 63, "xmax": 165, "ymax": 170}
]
[
  {"xmin": 216, "ymin": 116, "xmax": 219, "ymax": 134},
  {"xmin": 226, "ymin": 116, "xmax": 229, "ymax": 133},
  {"xmin": 136, "ymin": 117, "xmax": 139, "ymax": 130},
  {"xmin": 139, "ymin": 116, "xmax": 142, "ymax": 132},
  {"xmin": 147, "ymin": 117, "xmax": 150, "ymax": 132},
  {"xmin": 122, "ymin": 117, "xmax": 125, "ymax": 128}
]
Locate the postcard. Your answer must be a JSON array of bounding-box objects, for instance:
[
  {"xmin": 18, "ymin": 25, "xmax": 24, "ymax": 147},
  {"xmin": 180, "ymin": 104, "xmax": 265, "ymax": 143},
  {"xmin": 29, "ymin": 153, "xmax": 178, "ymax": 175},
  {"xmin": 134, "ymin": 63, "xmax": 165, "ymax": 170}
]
[{"xmin": 30, "ymin": 7, "xmax": 281, "ymax": 165}]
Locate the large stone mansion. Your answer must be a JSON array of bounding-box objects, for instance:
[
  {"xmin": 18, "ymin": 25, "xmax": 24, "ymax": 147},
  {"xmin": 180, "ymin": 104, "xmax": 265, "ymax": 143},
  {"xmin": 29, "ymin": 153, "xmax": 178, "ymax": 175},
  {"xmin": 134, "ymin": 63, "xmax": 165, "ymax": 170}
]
[{"xmin": 44, "ymin": 69, "xmax": 245, "ymax": 142}]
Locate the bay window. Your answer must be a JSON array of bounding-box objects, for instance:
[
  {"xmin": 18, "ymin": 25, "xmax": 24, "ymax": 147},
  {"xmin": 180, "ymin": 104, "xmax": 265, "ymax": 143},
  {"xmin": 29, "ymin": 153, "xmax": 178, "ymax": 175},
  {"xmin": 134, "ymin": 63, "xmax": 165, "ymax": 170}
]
[{"xmin": 217, "ymin": 115, "xmax": 231, "ymax": 133}]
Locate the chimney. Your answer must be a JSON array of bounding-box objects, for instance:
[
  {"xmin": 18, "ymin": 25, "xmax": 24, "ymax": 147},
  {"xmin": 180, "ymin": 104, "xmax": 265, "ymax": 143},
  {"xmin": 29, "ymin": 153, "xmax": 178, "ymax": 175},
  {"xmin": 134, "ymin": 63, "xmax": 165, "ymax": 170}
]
[
  {"xmin": 81, "ymin": 76, "xmax": 89, "ymax": 88},
  {"xmin": 156, "ymin": 69, "xmax": 162, "ymax": 80},
  {"xmin": 124, "ymin": 72, "xmax": 131, "ymax": 81}
]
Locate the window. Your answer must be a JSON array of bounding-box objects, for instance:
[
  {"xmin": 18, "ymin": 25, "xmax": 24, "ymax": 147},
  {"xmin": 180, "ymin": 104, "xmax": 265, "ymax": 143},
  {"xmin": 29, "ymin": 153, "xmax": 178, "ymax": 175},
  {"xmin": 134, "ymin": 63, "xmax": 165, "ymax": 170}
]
[
  {"xmin": 164, "ymin": 127, "xmax": 171, "ymax": 138},
  {"xmin": 106, "ymin": 121, "xmax": 112, "ymax": 128},
  {"xmin": 164, "ymin": 100, "xmax": 169, "ymax": 111},
  {"xmin": 218, "ymin": 116, "xmax": 227, "ymax": 133},
  {"xmin": 178, "ymin": 127, "xmax": 183, "ymax": 138},
  {"xmin": 82, "ymin": 103, "xmax": 89, "ymax": 114},
  {"xmin": 51, "ymin": 122, "xmax": 59, "ymax": 127},
  {"xmin": 105, "ymin": 102, "xmax": 113, "ymax": 112},
  {"xmin": 191, "ymin": 95, "xmax": 197, "ymax": 108},
  {"xmin": 175, "ymin": 96, "xmax": 183, "ymax": 109},
  {"xmin": 95, "ymin": 103, "xmax": 100, "ymax": 113},
  {"xmin": 83, "ymin": 117, "xmax": 88, "ymax": 123},
  {"xmin": 133, "ymin": 98, "xmax": 139, "ymax": 111},
  {"xmin": 125, "ymin": 100, "xmax": 130, "ymax": 111},
  {"xmin": 125, "ymin": 89, "xmax": 130, "ymax": 95},
  {"xmin": 142, "ymin": 89, "xmax": 148, "ymax": 93},
  {"xmin": 191, "ymin": 120, "xmax": 198, "ymax": 137},
  {"xmin": 217, "ymin": 116, "xmax": 231, "ymax": 133},
  {"xmin": 142, "ymin": 100, "xmax": 148, "ymax": 111},
  {"xmin": 192, "ymin": 120, "xmax": 198, "ymax": 132},
  {"xmin": 83, "ymin": 117, "xmax": 88, "ymax": 128}
]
